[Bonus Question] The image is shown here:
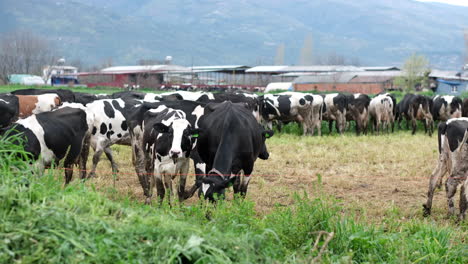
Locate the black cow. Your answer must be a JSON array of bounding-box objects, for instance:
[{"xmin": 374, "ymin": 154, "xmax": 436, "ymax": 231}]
[
  {"xmin": 396, "ymin": 94, "xmax": 433, "ymax": 136},
  {"xmin": 124, "ymin": 100, "xmax": 206, "ymax": 202},
  {"xmin": 432, "ymin": 95, "xmax": 463, "ymax": 122},
  {"xmin": 111, "ymin": 91, "xmax": 146, "ymax": 100},
  {"xmin": 11, "ymin": 88, "xmax": 75, "ymax": 103},
  {"xmin": 0, "ymin": 107, "xmax": 91, "ymax": 183},
  {"xmin": 423, "ymin": 118, "xmax": 468, "ymax": 221},
  {"xmin": 0, "ymin": 93, "xmax": 19, "ymax": 128},
  {"xmin": 345, "ymin": 93, "xmax": 371, "ymax": 135},
  {"xmin": 195, "ymin": 101, "xmax": 273, "ymax": 201}
]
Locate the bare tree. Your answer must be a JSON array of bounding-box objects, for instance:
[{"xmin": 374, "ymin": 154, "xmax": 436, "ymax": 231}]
[
  {"xmin": 0, "ymin": 30, "xmax": 56, "ymax": 84},
  {"xmin": 394, "ymin": 53, "xmax": 430, "ymax": 92},
  {"xmin": 274, "ymin": 43, "xmax": 285, "ymax": 65},
  {"xmin": 298, "ymin": 33, "xmax": 313, "ymax": 65}
]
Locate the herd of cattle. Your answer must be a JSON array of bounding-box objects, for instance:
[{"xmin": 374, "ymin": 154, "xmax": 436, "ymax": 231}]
[{"xmin": 0, "ymin": 88, "xmax": 467, "ymax": 220}]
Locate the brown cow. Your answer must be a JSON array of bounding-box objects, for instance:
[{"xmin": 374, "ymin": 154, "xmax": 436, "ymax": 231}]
[{"xmin": 16, "ymin": 93, "xmax": 61, "ymax": 118}]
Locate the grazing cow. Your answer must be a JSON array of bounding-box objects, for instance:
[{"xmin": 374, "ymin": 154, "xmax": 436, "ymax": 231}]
[
  {"xmin": 323, "ymin": 93, "xmax": 348, "ymax": 135},
  {"xmin": 15, "ymin": 94, "xmax": 62, "ymax": 118},
  {"xmin": 11, "ymin": 88, "xmax": 75, "ymax": 103},
  {"xmin": 432, "ymin": 95, "xmax": 463, "ymax": 122},
  {"xmin": 124, "ymin": 100, "xmax": 206, "ymax": 202},
  {"xmin": 0, "ymin": 107, "xmax": 91, "ymax": 183},
  {"xmin": 143, "ymin": 107, "xmax": 199, "ymax": 204},
  {"xmin": 369, "ymin": 93, "xmax": 396, "ymax": 134},
  {"xmin": 0, "ymin": 93, "xmax": 19, "ymax": 128},
  {"xmin": 195, "ymin": 101, "xmax": 273, "ymax": 201},
  {"xmin": 258, "ymin": 93, "xmax": 313, "ymax": 133},
  {"xmin": 397, "ymin": 94, "xmax": 433, "ymax": 136},
  {"xmin": 111, "ymin": 91, "xmax": 146, "ymax": 100},
  {"xmin": 463, "ymin": 98, "xmax": 468, "ymax": 118},
  {"xmin": 423, "ymin": 118, "xmax": 468, "ymax": 221},
  {"xmin": 345, "ymin": 94, "xmax": 371, "ymax": 135}
]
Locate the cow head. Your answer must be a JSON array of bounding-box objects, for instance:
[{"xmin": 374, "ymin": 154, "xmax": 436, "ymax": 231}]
[
  {"xmin": 197, "ymin": 173, "xmax": 237, "ymax": 201},
  {"xmin": 0, "ymin": 100, "xmax": 19, "ymax": 129},
  {"xmin": 153, "ymin": 119, "xmax": 200, "ymax": 162}
]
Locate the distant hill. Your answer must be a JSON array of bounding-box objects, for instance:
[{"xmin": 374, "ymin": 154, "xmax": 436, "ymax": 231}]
[{"xmin": 0, "ymin": 0, "xmax": 466, "ymax": 69}]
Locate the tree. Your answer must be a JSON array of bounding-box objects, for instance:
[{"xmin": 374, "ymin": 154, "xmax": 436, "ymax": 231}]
[
  {"xmin": 274, "ymin": 43, "xmax": 285, "ymax": 65},
  {"xmin": 0, "ymin": 31, "xmax": 56, "ymax": 84},
  {"xmin": 298, "ymin": 33, "xmax": 313, "ymax": 65},
  {"xmin": 394, "ymin": 53, "xmax": 430, "ymax": 92}
]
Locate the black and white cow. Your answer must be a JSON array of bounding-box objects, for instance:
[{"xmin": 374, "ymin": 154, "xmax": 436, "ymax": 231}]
[
  {"xmin": 194, "ymin": 101, "xmax": 273, "ymax": 201},
  {"xmin": 143, "ymin": 107, "xmax": 199, "ymax": 204},
  {"xmin": 160, "ymin": 91, "xmax": 214, "ymax": 102},
  {"xmin": 0, "ymin": 107, "xmax": 91, "ymax": 183},
  {"xmin": 258, "ymin": 93, "xmax": 313, "ymax": 133},
  {"xmin": 432, "ymin": 95, "xmax": 463, "ymax": 122},
  {"xmin": 280, "ymin": 92, "xmax": 324, "ymax": 136},
  {"xmin": 396, "ymin": 94, "xmax": 433, "ymax": 136},
  {"xmin": 124, "ymin": 100, "xmax": 206, "ymax": 202},
  {"xmin": 323, "ymin": 93, "xmax": 348, "ymax": 135},
  {"xmin": 11, "ymin": 88, "xmax": 75, "ymax": 103},
  {"xmin": 369, "ymin": 93, "xmax": 396, "ymax": 134},
  {"xmin": 423, "ymin": 118, "xmax": 468, "ymax": 221},
  {"xmin": 0, "ymin": 93, "xmax": 19, "ymax": 128},
  {"xmin": 77, "ymin": 99, "xmax": 133, "ymax": 178},
  {"xmin": 345, "ymin": 93, "xmax": 371, "ymax": 136}
]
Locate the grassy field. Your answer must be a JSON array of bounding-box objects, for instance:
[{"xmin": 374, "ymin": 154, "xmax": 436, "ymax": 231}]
[{"xmin": 1, "ymin": 85, "xmax": 468, "ymax": 263}]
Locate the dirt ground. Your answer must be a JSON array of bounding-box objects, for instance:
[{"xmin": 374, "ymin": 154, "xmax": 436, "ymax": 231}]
[{"xmin": 67, "ymin": 131, "xmax": 459, "ymax": 224}]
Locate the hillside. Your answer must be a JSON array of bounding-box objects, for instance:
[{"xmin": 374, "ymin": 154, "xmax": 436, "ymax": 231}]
[{"xmin": 0, "ymin": 0, "xmax": 467, "ymax": 69}]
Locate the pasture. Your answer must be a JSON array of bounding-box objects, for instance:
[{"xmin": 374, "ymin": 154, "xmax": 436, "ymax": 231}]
[{"xmin": 1, "ymin": 85, "xmax": 468, "ymax": 263}]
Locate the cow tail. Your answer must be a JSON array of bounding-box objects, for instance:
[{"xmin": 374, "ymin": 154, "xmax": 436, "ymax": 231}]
[{"xmin": 437, "ymin": 122, "xmax": 447, "ymax": 154}]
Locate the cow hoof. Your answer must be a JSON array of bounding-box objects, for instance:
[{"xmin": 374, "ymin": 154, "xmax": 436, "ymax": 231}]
[
  {"xmin": 144, "ymin": 198, "xmax": 152, "ymax": 205},
  {"xmin": 422, "ymin": 204, "xmax": 431, "ymax": 217}
]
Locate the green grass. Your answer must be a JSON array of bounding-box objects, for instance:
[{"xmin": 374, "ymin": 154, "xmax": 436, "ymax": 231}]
[{"xmin": 0, "ymin": 133, "xmax": 467, "ymax": 263}]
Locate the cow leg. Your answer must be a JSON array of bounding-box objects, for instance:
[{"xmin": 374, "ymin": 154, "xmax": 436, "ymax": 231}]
[
  {"xmin": 328, "ymin": 120, "xmax": 333, "ymax": 135},
  {"xmin": 63, "ymin": 143, "xmax": 82, "ymax": 184},
  {"xmin": 411, "ymin": 117, "xmax": 417, "ymax": 135},
  {"xmin": 233, "ymin": 175, "xmax": 242, "ymax": 195},
  {"xmin": 423, "ymin": 151, "xmax": 448, "ymax": 216},
  {"xmin": 89, "ymin": 147, "xmax": 104, "ymax": 178},
  {"xmin": 177, "ymin": 159, "xmax": 190, "ymax": 202},
  {"xmin": 460, "ymin": 182, "xmax": 468, "ymax": 221},
  {"xmin": 104, "ymin": 146, "xmax": 119, "ymax": 174},
  {"xmin": 153, "ymin": 166, "xmax": 165, "ymax": 204},
  {"xmin": 163, "ymin": 173, "xmax": 173, "ymax": 205},
  {"xmin": 79, "ymin": 134, "xmax": 91, "ymax": 179},
  {"xmin": 445, "ymin": 177, "xmax": 459, "ymax": 217},
  {"xmin": 131, "ymin": 138, "xmax": 150, "ymax": 201},
  {"xmin": 240, "ymin": 175, "xmax": 252, "ymax": 198}
]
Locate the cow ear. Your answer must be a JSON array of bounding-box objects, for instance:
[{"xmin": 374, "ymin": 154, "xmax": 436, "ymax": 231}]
[
  {"xmin": 190, "ymin": 128, "xmax": 201, "ymax": 138},
  {"xmin": 262, "ymin": 130, "xmax": 274, "ymax": 138},
  {"xmin": 153, "ymin": 123, "xmax": 169, "ymax": 133}
]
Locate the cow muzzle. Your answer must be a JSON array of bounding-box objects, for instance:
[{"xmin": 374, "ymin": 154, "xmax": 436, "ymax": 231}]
[{"xmin": 170, "ymin": 150, "xmax": 182, "ymax": 163}]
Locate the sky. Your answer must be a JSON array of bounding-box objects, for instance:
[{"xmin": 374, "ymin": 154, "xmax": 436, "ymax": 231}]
[{"xmin": 416, "ymin": 0, "xmax": 468, "ymax": 6}]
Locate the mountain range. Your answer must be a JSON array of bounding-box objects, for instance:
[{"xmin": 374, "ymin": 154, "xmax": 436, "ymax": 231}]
[{"xmin": 0, "ymin": 0, "xmax": 467, "ymax": 69}]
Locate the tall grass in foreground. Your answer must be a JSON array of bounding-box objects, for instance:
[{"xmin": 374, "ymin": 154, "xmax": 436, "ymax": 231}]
[{"xmin": 0, "ymin": 127, "xmax": 467, "ymax": 263}]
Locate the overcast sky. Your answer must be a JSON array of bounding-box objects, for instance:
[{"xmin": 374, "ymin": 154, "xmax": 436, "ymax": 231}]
[{"xmin": 416, "ymin": 0, "xmax": 468, "ymax": 6}]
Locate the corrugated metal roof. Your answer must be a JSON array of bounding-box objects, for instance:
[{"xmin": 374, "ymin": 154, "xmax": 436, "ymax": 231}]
[
  {"xmin": 429, "ymin": 69, "xmax": 460, "ymax": 79},
  {"xmin": 191, "ymin": 65, "xmax": 249, "ymax": 71},
  {"xmin": 284, "ymin": 65, "xmax": 363, "ymax": 72},
  {"xmin": 360, "ymin": 66, "xmax": 400, "ymax": 71},
  {"xmin": 245, "ymin": 66, "xmax": 288, "ymax": 73},
  {"xmin": 350, "ymin": 76, "xmax": 394, "ymax": 83},
  {"xmin": 101, "ymin": 65, "xmax": 190, "ymax": 74}
]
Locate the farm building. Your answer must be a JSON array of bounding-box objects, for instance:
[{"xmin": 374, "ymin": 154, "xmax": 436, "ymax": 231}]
[
  {"xmin": 78, "ymin": 64, "xmax": 190, "ymax": 88},
  {"xmin": 188, "ymin": 65, "xmax": 255, "ymax": 90},
  {"xmin": 293, "ymin": 71, "xmax": 401, "ymax": 94},
  {"xmin": 430, "ymin": 69, "xmax": 468, "ymax": 95}
]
